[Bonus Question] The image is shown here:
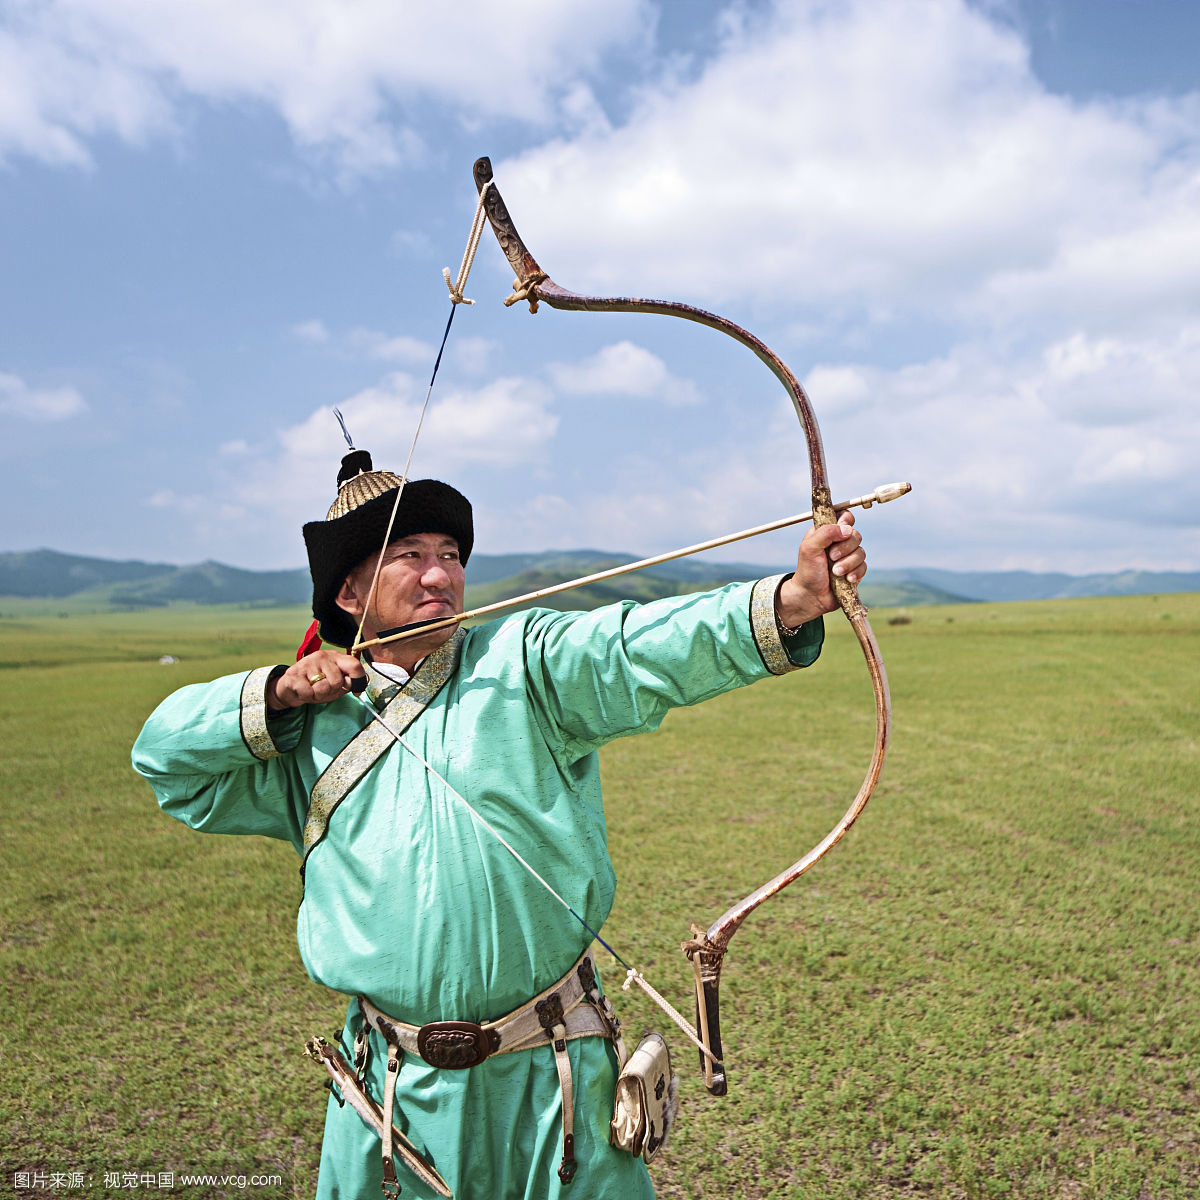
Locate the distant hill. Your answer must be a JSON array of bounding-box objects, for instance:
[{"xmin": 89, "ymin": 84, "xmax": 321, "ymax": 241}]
[
  {"xmin": 0, "ymin": 550, "xmax": 311, "ymax": 609},
  {"xmin": 875, "ymin": 566, "xmax": 1200, "ymax": 602},
  {"xmin": 0, "ymin": 547, "xmax": 964, "ymax": 612},
  {"xmin": 463, "ymin": 549, "xmax": 788, "ymax": 588},
  {"xmin": 1, "ymin": 548, "xmax": 1196, "ymax": 612},
  {"xmin": 0, "ymin": 549, "xmax": 178, "ymax": 597},
  {"xmin": 103, "ymin": 561, "xmax": 312, "ymax": 608}
]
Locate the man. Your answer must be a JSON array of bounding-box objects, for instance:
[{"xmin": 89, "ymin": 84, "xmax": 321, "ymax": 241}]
[{"xmin": 133, "ymin": 448, "xmax": 866, "ymax": 1199}]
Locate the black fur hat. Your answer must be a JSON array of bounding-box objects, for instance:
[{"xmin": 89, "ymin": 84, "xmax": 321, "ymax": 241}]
[{"xmin": 302, "ymin": 450, "xmax": 473, "ymax": 649}]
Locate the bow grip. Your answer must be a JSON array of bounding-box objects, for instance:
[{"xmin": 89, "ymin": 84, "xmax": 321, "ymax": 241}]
[{"xmin": 812, "ymin": 484, "xmax": 868, "ymax": 620}]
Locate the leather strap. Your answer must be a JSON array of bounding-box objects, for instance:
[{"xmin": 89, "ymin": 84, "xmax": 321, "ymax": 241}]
[
  {"xmin": 380, "ymin": 1040, "xmax": 402, "ymax": 1199},
  {"xmin": 358, "ymin": 947, "xmax": 602, "ymax": 1063},
  {"xmin": 548, "ymin": 1019, "xmax": 576, "ymax": 1184}
]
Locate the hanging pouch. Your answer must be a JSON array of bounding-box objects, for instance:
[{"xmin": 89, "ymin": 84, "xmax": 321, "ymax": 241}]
[{"xmin": 609, "ymin": 1033, "xmax": 678, "ymax": 1163}]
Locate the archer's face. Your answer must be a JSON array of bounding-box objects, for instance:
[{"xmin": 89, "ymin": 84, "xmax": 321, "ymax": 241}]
[{"xmin": 336, "ymin": 532, "xmax": 465, "ymax": 666}]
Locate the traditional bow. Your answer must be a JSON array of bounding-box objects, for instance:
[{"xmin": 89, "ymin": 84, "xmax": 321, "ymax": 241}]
[{"xmin": 471, "ymin": 156, "xmax": 894, "ymax": 1096}]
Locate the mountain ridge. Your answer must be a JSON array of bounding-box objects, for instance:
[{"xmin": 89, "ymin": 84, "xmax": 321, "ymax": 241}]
[{"xmin": 2, "ymin": 547, "xmax": 1197, "ymax": 611}]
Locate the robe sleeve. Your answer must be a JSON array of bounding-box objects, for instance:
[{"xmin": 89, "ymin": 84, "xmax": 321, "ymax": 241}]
[
  {"xmin": 131, "ymin": 666, "xmax": 311, "ymax": 852},
  {"xmin": 521, "ymin": 575, "xmax": 823, "ymax": 762}
]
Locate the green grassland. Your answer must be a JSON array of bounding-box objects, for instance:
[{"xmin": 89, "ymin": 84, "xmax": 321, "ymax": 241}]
[{"xmin": 1, "ymin": 594, "xmax": 1197, "ymax": 1198}]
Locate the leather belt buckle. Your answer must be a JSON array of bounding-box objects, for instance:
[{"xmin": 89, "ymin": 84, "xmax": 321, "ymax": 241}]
[
  {"xmin": 536, "ymin": 993, "xmax": 566, "ymax": 1036},
  {"xmin": 416, "ymin": 1020, "xmax": 501, "ymax": 1069}
]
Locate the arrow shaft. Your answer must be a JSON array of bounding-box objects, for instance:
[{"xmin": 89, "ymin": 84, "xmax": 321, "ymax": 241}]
[{"xmin": 354, "ymin": 483, "xmax": 909, "ymax": 652}]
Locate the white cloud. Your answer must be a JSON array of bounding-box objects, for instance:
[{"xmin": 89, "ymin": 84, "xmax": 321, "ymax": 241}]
[
  {"xmin": 291, "ymin": 318, "xmax": 329, "ymax": 344},
  {"xmin": 780, "ymin": 326, "xmax": 1200, "ymax": 570},
  {"xmin": 0, "ymin": 22, "xmax": 170, "ymax": 168},
  {"xmin": 142, "ymin": 368, "xmax": 564, "ymax": 567},
  {"xmin": 556, "ymin": 82, "xmax": 613, "ymax": 139},
  {"xmin": 391, "ymin": 229, "xmax": 435, "ymax": 259},
  {"xmin": 500, "ymin": 320, "xmax": 1199, "ymax": 572},
  {"xmin": 237, "ymin": 369, "xmax": 559, "ymax": 512},
  {"xmin": 350, "ymin": 329, "xmax": 436, "ymax": 365},
  {"xmin": 547, "ymin": 341, "xmax": 701, "ymax": 406},
  {"xmin": 977, "ymin": 161, "xmax": 1200, "ymax": 333},
  {"xmin": 0, "ymin": 372, "xmax": 87, "ymax": 420},
  {"xmin": 0, "ymin": 0, "xmax": 653, "ymax": 171},
  {"xmin": 148, "ymin": 488, "xmax": 205, "ymax": 514},
  {"xmin": 146, "ymin": 488, "xmax": 246, "ymax": 534},
  {"xmin": 1074, "ymin": 436, "xmax": 1181, "ymax": 488},
  {"xmin": 1038, "ymin": 330, "xmax": 1195, "ymax": 427},
  {"xmin": 491, "ymin": 0, "xmax": 1200, "ymax": 347},
  {"xmin": 418, "ymin": 378, "xmax": 560, "ymax": 467},
  {"xmin": 289, "ymin": 322, "xmax": 439, "ymax": 365},
  {"xmin": 802, "ymin": 366, "xmax": 872, "ymax": 417},
  {"xmin": 448, "ymin": 337, "xmax": 500, "ymax": 376}
]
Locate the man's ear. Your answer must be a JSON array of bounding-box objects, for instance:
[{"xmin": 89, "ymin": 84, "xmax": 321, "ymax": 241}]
[{"xmin": 335, "ymin": 574, "xmax": 364, "ymax": 621}]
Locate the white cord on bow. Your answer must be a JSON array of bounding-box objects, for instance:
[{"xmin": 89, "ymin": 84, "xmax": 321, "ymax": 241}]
[{"xmin": 442, "ymin": 180, "xmax": 493, "ymax": 305}]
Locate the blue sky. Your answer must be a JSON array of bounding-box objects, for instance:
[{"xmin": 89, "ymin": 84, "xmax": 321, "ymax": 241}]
[{"xmin": 2, "ymin": 0, "xmax": 1198, "ymax": 574}]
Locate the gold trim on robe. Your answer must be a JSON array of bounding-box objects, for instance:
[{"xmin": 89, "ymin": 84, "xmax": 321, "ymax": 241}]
[
  {"xmin": 749, "ymin": 574, "xmax": 800, "ymax": 675},
  {"xmin": 240, "ymin": 665, "xmax": 286, "ymax": 760}
]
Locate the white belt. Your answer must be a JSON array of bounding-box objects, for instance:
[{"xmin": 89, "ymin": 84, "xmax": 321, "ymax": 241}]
[
  {"xmin": 357, "ymin": 947, "xmax": 611, "ymax": 1067},
  {"xmin": 350, "ymin": 947, "xmax": 625, "ymax": 1193}
]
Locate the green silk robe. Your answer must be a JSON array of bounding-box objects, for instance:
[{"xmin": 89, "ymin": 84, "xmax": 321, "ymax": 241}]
[{"xmin": 133, "ymin": 579, "xmax": 822, "ymax": 1199}]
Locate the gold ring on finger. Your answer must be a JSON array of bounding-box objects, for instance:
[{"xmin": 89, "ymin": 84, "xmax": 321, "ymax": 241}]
[{"xmin": 308, "ymin": 672, "xmax": 326, "ymax": 685}]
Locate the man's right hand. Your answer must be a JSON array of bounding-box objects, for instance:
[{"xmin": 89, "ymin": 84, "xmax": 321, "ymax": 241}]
[{"xmin": 268, "ymin": 651, "xmax": 366, "ymax": 710}]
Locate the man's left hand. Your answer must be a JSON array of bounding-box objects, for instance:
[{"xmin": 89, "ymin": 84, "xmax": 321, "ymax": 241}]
[{"xmin": 776, "ymin": 512, "xmax": 867, "ymax": 629}]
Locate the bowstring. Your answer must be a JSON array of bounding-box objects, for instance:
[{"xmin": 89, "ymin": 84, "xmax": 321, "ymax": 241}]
[
  {"xmin": 345, "ymin": 179, "xmax": 720, "ymax": 1063},
  {"xmin": 350, "ymin": 306, "xmax": 456, "ymax": 654},
  {"xmin": 350, "ymin": 181, "xmax": 493, "ymax": 655},
  {"xmin": 353, "ymin": 694, "xmax": 720, "ymax": 1065}
]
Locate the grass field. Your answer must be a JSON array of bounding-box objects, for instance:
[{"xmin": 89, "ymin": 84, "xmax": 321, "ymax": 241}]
[{"xmin": 2, "ymin": 593, "xmax": 1197, "ymax": 1199}]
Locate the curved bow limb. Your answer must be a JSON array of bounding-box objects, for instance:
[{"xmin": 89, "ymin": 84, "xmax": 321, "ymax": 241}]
[{"xmin": 473, "ymin": 156, "xmax": 894, "ymax": 1097}]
